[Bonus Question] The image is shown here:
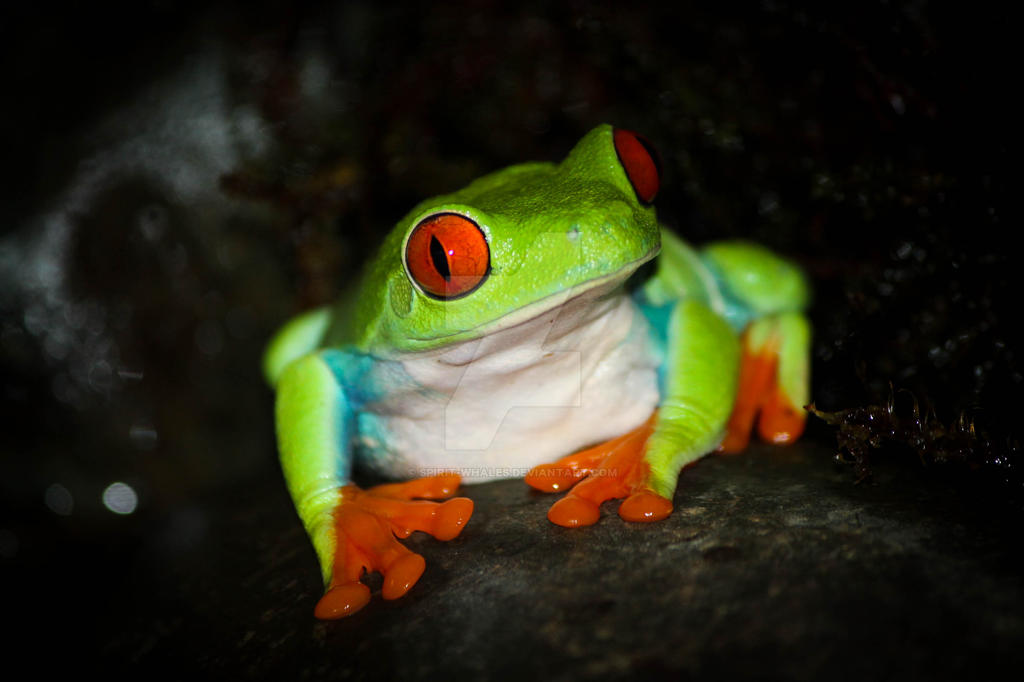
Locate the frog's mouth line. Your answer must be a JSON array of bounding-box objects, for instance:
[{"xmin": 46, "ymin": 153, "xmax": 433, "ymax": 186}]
[{"xmin": 408, "ymin": 244, "xmax": 660, "ymax": 344}]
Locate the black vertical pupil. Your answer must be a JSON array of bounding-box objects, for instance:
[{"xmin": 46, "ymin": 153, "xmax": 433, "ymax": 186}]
[
  {"xmin": 430, "ymin": 235, "xmax": 451, "ymax": 281},
  {"xmin": 635, "ymin": 134, "xmax": 662, "ymax": 179}
]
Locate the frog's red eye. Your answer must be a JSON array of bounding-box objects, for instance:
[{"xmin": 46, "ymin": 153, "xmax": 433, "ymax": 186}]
[
  {"xmin": 405, "ymin": 213, "xmax": 490, "ymax": 300},
  {"xmin": 613, "ymin": 128, "xmax": 661, "ymax": 203}
]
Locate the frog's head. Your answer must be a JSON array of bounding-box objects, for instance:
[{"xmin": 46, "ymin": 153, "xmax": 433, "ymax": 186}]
[{"xmin": 361, "ymin": 124, "xmax": 663, "ymax": 353}]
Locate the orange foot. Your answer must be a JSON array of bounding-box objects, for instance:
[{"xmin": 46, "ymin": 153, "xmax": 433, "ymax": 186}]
[
  {"xmin": 525, "ymin": 414, "xmax": 673, "ymax": 528},
  {"xmin": 719, "ymin": 332, "xmax": 806, "ymax": 454},
  {"xmin": 314, "ymin": 473, "xmax": 473, "ymax": 620}
]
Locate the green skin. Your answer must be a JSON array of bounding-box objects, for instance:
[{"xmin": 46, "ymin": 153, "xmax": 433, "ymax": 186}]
[{"xmin": 264, "ymin": 125, "xmax": 810, "ymax": 588}]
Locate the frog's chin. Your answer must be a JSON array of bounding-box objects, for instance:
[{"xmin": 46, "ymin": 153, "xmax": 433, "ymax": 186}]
[
  {"xmin": 479, "ymin": 268, "xmax": 633, "ymax": 332},
  {"xmin": 410, "ymin": 247, "xmax": 658, "ymax": 347}
]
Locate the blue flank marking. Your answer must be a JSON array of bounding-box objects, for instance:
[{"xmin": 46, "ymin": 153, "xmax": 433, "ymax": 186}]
[
  {"xmin": 633, "ymin": 296, "xmax": 672, "ymax": 395},
  {"xmin": 320, "ymin": 347, "xmax": 416, "ymax": 472},
  {"xmin": 321, "ymin": 349, "xmax": 378, "ymax": 409}
]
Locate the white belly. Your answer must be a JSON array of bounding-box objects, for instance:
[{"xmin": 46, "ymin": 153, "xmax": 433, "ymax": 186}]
[{"xmin": 361, "ymin": 288, "xmax": 660, "ymax": 482}]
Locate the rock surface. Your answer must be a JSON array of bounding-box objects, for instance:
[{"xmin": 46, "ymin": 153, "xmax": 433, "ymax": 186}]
[{"xmin": 74, "ymin": 440, "xmax": 1024, "ymax": 680}]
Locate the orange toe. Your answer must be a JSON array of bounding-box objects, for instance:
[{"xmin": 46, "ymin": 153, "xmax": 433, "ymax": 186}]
[
  {"xmin": 757, "ymin": 390, "xmax": 806, "ymax": 445},
  {"xmin": 382, "ymin": 553, "xmax": 426, "ymax": 600},
  {"xmin": 314, "ymin": 582, "xmax": 371, "ymax": 619},
  {"xmin": 618, "ymin": 490, "xmax": 673, "ymax": 522},
  {"xmin": 433, "ymin": 497, "xmax": 474, "ymax": 540},
  {"xmin": 548, "ymin": 495, "xmax": 601, "ymax": 528}
]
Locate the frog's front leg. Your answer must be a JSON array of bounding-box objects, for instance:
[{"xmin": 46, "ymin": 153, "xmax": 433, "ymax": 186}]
[
  {"xmin": 526, "ymin": 300, "xmax": 739, "ymax": 526},
  {"xmin": 275, "ymin": 352, "xmax": 473, "ymax": 619}
]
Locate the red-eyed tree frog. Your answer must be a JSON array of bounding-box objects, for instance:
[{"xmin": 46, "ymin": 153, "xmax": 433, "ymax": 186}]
[{"xmin": 264, "ymin": 125, "xmax": 811, "ymax": 619}]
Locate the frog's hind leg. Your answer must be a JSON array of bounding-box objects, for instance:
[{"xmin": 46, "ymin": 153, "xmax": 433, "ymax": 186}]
[
  {"xmin": 699, "ymin": 240, "xmax": 811, "ymax": 453},
  {"xmin": 719, "ymin": 312, "xmax": 810, "ymax": 453}
]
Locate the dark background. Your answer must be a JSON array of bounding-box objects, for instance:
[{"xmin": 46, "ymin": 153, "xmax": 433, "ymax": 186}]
[{"xmin": 1, "ymin": 1, "xmax": 1019, "ymax": 679}]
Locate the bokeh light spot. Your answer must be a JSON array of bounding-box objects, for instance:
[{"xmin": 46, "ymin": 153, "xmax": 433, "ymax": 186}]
[
  {"xmin": 44, "ymin": 483, "xmax": 74, "ymax": 516},
  {"xmin": 102, "ymin": 482, "xmax": 139, "ymax": 515}
]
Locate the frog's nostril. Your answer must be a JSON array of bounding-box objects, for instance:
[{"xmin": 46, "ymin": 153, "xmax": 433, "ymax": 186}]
[{"xmin": 567, "ymin": 225, "xmax": 581, "ymax": 241}]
